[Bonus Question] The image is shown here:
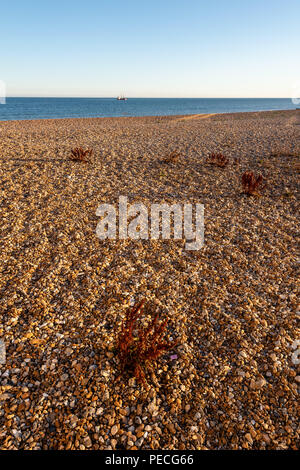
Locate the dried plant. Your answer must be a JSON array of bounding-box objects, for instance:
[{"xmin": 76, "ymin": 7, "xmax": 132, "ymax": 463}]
[
  {"xmin": 241, "ymin": 171, "xmax": 264, "ymax": 196},
  {"xmin": 70, "ymin": 147, "xmax": 93, "ymax": 162},
  {"xmin": 162, "ymin": 150, "xmax": 180, "ymax": 164},
  {"xmin": 206, "ymin": 153, "xmax": 229, "ymax": 168},
  {"xmin": 117, "ymin": 300, "xmax": 177, "ymax": 384}
]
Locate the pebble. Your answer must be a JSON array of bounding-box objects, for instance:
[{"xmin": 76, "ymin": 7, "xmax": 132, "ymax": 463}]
[
  {"xmin": 166, "ymin": 423, "xmax": 176, "ymax": 434},
  {"xmin": 111, "ymin": 425, "xmax": 119, "ymax": 436},
  {"xmin": 83, "ymin": 436, "xmax": 92, "ymax": 448},
  {"xmin": 250, "ymin": 378, "xmax": 267, "ymax": 390},
  {"xmin": 148, "ymin": 402, "xmax": 156, "ymax": 414}
]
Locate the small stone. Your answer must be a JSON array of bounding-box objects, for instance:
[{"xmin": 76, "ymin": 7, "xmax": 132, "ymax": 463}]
[
  {"xmin": 83, "ymin": 436, "xmax": 92, "ymax": 448},
  {"xmin": 250, "ymin": 379, "xmax": 256, "ymax": 389},
  {"xmin": 137, "ymin": 404, "xmax": 143, "ymax": 415},
  {"xmin": 0, "ymin": 393, "xmax": 10, "ymax": 400},
  {"xmin": 250, "ymin": 378, "xmax": 266, "ymax": 390},
  {"xmin": 111, "ymin": 425, "xmax": 119, "ymax": 436},
  {"xmin": 256, "ymin": 378, "xmax": 267, "ymax": 389},
  {"xmin": 190, "ymin": 425, "xmax": 198, "ymax": 433},
  {"xmin": 135, "ymin": 416, "xmax": 142, "ymax": 425},
  {"xmin": 135, "ymin": 437, "xmax": 144, "ymax": 446},
  {"xmin": 12, "ymin": 430, "xmax": 22, "ymax": 439},
  {"xmin": 166, "ymin": 423, "xmax": 176, "ymax": 434},
  {"xmin": 0, "ymin": 340, "xmax": 6, "ymax": 365},
  {"xmin": 239, "ymin": 351, "xmax": 248, "ymax": 359},
  {"xmin": 69, "ymin": 415, "xmax": 78, "ymax": 429},
  {"xmin": 262, "ymin": 433, "xmax": 271, "ymax": 444},
  {"xmin": 148, "ymin": 402, "xmax": 156, "ymax": 414}
]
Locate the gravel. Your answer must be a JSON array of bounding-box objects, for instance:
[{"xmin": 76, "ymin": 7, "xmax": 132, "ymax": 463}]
[{"xmin": 0, "ymin": 110, "xmax": 299, "ymax": 450}]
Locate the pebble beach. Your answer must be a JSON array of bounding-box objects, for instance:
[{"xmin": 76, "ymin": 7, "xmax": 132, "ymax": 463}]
[{"xmin": 0, "ymin": 109, "xmax": 299, "ymax": 450}]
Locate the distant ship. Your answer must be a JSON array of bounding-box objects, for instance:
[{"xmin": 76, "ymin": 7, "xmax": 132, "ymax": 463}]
[{"xmin": 117, "ymin": 95, "xmax": 127, "ymax": 101}]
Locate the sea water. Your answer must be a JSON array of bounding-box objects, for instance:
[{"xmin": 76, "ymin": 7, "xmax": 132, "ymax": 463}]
[{"xmin": 0, "ymin": 97, "xmax": 295, "ymax": 121}]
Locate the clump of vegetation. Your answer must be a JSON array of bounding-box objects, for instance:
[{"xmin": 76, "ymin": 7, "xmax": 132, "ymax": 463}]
[
  {"xmin": 241, "ymin": 171, "xmax": 264, "ymax": 196},
  {"xmin": 206, "ymin": 153, "xmax": 229, "ymax": 168},
  {"xmin": 162, "ymin": 150, "xmax": 181, "ymax": 164},
  {"xmin": 117, "ymin": 300, "xmax": 177, "ymax": 384},
  {"xmin": 70, "ymin": 147, "xmax": 93, "ymax": 162}
]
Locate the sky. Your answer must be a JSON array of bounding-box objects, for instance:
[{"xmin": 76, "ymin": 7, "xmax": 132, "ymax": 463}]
[{"xmin": 1, "ymin": 0, "xmax": 299, "ymax": 98}]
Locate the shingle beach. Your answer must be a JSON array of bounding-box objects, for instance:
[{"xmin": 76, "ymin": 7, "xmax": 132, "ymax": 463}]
[{"xmin": 0, "ymin": 109, "xmax": 299, "ymax": 450}]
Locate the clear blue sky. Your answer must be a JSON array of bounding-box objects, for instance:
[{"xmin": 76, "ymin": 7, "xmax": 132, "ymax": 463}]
[{"xmin": 1, "ymin": 0, "xmax": 299, "ymax": 97}]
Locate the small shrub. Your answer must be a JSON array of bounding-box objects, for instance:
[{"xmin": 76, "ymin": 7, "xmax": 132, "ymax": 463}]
[
  {"xmin": 70, "ymin": 147, "xmax": 93, "ymax": 162},
  {"xmin": 241, "ymin": 171, "xmax": 264, "ymax": 196},
  {"xmin": 162, "ymin": 150, "xmax": 180, "ymax": 164},
  {"xmin": 117, "ymin": 300, "xmax": 177, "ymax": 384},
  {"xmin": 206, "ymin": 153, "xmax": 229, "ymax": 168}
]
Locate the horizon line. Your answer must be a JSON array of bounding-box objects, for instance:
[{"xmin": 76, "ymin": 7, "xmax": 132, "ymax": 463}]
[{"xmin": 5, "ymin": 96, "xmax": 291, "ymax": 99}]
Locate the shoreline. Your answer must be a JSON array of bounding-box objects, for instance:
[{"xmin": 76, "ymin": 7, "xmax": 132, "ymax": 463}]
[{"xmin": 0, "ymin": 108, "xmax": 297, "ymax": 124}]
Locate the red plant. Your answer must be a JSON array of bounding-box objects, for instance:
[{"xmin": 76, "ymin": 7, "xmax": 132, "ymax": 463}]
[
  {"xmin": 206, "ymin": 153, "xmax": 229, "ymax": 168},
  {"xmin": 70, "ymin": 147, "xmax": 93, "ymax": 162},
  {"xmin": 162, "ymin": 150, "xmax": 180, "ymax": 164},
  {"xmin": 241, "ymin": 171, "xmax": 264, "ymax": 196},
  {"xmin": 117, "ymin": 300, "xmax": 177, "ymax": 384}
]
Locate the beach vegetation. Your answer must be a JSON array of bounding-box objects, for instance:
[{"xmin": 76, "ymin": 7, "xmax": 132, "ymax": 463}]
[
  {"xmin": 70, "ymin": 147, "xmax": 93, "ymax": 162},
  {"xmin": 241, "ymin": 171, "xmax": 264, "ymax": 196},
  {"xmin": 162, "ymin": 150, "xmax": 181, "ymax": 164},
  {"xmin": 206, "ymin": 153, "xmax": 229, "ymax": 168},
  {"xmin": 116, "ymin": 300, "xmax": 177, "ymax": 385}
]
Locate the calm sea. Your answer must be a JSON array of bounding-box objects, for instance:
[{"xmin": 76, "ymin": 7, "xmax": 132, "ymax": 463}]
[{"xmin": 0, "ymin": 98, "xmax": 295, "ymax": 121}]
